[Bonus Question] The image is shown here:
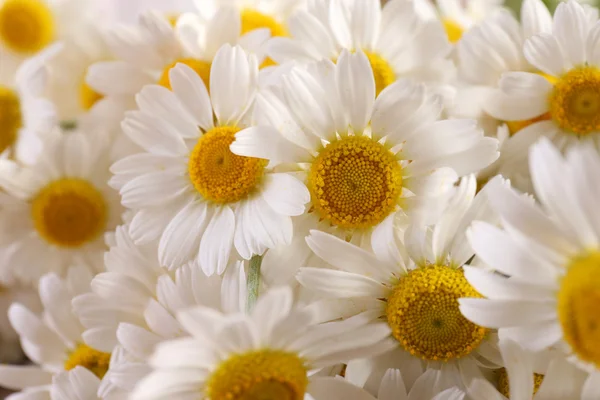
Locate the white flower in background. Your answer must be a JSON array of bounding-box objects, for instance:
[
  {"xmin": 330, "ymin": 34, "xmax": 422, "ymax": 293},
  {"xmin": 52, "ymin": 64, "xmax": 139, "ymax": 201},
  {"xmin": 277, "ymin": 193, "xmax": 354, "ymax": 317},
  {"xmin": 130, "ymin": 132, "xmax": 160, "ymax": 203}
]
[
  {"xmin": 112, "ymin": 44, "xmax": 309, "ymax": 274},
  {"xmin": 461, "ymin": 138, "xmax": 600, "ymax": 372},
  {"xmin": 0, "ymin": 130, "xmax": 122, "ymax": 284},
  {"xmin": 131, "ymin": 286, "xmax": 392, "ymax": 400},
  {"xmin": 236, "ymin": 50, "xmax": 497, "ymax": 287},
  {"xmin": 310, "ymin": 369, "xmax": 466, "ymax": 400},
  {"xmin": 415, "ymin": 0, "xmax": 505, "ymax": 44},
  {"xmin": 267, "ymin": 0, "xmax": 455, "ymax": 97},
  {"xmin": 0, "ymin": 0, "xmax": 100, "ymax": 81},
  {"xmin": 0, "ymin": 45, "xmax": 57, "ymax": 164},
  {"xmin": 467, "ymin": 339, "xmax": 600, "ymax": 399},
  {"xmin": 73, "ymin": 225, "xmax": 247, "ymax": 396},
  {"xmin": 0, "ymin": 267, "xmax": 115, "ymax": 399},
  {"xmin": 485, "ymin": 0, "xmax": 600, "ymax": 151},
  {"xmin": 296, "ymin": 176, "xmax": 503, "ymax": 395}
]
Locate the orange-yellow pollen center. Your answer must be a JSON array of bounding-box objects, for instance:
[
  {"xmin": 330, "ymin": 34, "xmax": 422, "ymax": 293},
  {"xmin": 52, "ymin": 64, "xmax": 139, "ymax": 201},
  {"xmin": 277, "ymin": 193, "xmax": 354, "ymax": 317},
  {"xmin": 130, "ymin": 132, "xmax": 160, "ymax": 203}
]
[
  {"xmin": 442, "ymin": 19, "xmax": 464, "ymax": 43},
  {"xmin": 159, "ymin": 58, "xmax": 211, "ymax": 91},
  {"xmin": 64, "ymin": 344, "xmax": 111, "ymax": 379},
  {"xmin": 0, "ymin": 85, "xmax": 21, "ymax": 154},
  {"xmin": 0, "ymin": 0, "xmax": 55, "ymax": 54},
  {"xmin": 241, "ymin": 9, "xmax": 287, "ymax": 37},
  {"xmin": 497, "ymin": 369, "xmax": 544, "ymax": 398}
]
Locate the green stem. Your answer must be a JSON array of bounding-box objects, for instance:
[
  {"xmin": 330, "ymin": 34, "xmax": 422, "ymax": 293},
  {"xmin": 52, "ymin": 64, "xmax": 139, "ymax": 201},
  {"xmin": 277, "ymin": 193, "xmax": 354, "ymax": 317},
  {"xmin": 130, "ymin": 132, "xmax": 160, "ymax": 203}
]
[{"xmin": 246, "ymin": 254, "xmax": 262, "ymax": 313}]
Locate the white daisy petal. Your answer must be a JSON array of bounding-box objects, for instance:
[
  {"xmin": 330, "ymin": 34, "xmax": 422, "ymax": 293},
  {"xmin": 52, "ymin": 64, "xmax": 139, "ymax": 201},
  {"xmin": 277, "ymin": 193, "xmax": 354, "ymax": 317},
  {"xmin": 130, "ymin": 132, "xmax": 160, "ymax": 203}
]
[{"xmin": 198, "ymin": 206, "xmax": 235, "ymax": 276}]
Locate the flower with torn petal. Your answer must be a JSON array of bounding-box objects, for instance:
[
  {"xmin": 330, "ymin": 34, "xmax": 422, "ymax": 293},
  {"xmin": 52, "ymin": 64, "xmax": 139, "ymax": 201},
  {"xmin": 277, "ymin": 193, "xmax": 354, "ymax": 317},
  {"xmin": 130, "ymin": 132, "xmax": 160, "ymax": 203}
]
[
  {"xmin": 112, "ymin": 44, "xmax": 309, "ymax": 274},
  {"xmin": 0, "ymin": 267, "xmax": 115, "ymax": 398},
  {"xmin": 484, "ymin": 0, "xmax": 600, "ymax": 152},
  {"xmin": 267, "ymin": 0, "xmax": 455, "ymax": 97},
  {"xmin": 461, "ymin": 138, "xmax": 600, "ymax": 372},
  {"xmin": 237, "ymin": 50, "xmax": 498, "ymax": 288},
  {"xmin": 131, "ymin": 286, "xmax": 393, "ymax": 400},
  {"xmin": 296, "ymin": 176, "xmax": 506, "ymax": 395},
  {"xmin": 0, "ymin": 129, "xmax": 122, "ymax": 284},
  {"xmin": 310, "ymin": 368, "xmax": 466, "ymax": 400},
  {"xmin": 467, "ymin": 339, "xmax": 600, "ymax": 400},
  {"xmin": 73, "ymin": 225, "xmax": 247, "ymax": 396}
]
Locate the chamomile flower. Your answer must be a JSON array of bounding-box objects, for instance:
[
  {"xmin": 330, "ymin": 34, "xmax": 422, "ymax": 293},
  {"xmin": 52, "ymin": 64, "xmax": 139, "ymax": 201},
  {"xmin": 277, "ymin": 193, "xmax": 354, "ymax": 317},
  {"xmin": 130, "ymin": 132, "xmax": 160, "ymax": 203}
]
[
  {"xmin": 484, "ymin": 0, "xmax": 600, "ymax": 151},
  {"xmin": 467, "ymin": 339, "xmax": 600, "ymax": 399},
  {"xmin": 0, "ymin": 129, "xmax": 122, "ymax": 284},
  {"xmin": 0, "ymin": 44, "xmax": 57, "ymax": 164},
  {"xmin": 310, "ymin": 369, "xmax": 466, "ymax": 400},
  {"xmin": 267, "ymin": 0, "xmax": 455, "ymax": 97},
  {"xmin": 460, "ymin": 138, "xmax": 600, "ymax": 372},
  {"xmin": 234, "ymin": 50, "xmax": 498, "ymax": 285},
  {"xmin": 112, "ymin": 44, "xmax": 309, "ymax": 273},
  {"xmin": 51, "ymin": 366, "xmax": 123, "ymax": 400},
  {"xmin": 296, "ymin": 176, "xmax": 503, "ymax": 394},
  {"xmin": 0, "ymin": 267, "xmax": 114, "ymax": 398},
  {"xmin": 131, "ymin": 286, "xmax": 392, "ymax": 400}
]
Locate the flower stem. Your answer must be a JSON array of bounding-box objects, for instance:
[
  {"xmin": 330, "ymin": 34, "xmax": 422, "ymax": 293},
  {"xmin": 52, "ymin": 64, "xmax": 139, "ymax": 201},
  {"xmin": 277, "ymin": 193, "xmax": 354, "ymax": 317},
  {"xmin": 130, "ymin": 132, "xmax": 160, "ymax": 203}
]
[{"xmin": 246, "ymin": 254, "xmax": 262, "ymax": 313}]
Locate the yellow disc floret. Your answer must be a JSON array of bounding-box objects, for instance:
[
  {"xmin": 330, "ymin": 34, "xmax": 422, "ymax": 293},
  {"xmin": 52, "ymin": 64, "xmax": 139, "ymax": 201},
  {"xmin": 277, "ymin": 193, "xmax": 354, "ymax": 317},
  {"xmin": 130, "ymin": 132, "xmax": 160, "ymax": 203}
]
[
  {"xmin": 308, "ymin": 135, "xmax": 403, "ymax": 230},
  {"xmin": 497, "ymin": 369, "xmax": 544, "ymax": 397},
  {"xmin": 188, "ymin": 126, "xmax": 267, "ymax": 204},
  {"xmin": 31, "ymin": 178, "xmax": 107, "ymax": 248},
  {"xmin": 80, "ymin": 68, "xmax": 103, "ymax": 110},
  {"xmin": 442, "ymin": 19, "xmax": 464, "ymax": 44},
  {"xmin": 363, "ymin": 51, "xmax": 395, "ymax": 96},
  {"xmin": 505, "ymin": 112, "xmax": 551, "ymax": 136},
  {"xmin": 558, "ymin": 251, "xmax": 600, "ymax": 368},
  {"xmin": 206, "ymin": 350, "xmax": 308, "ymax": 400},
  {"xmin": 549, "ymin": 66, "xmax": 600, "ymax": 136},
  {"xmin": 158, "ymin": 58, "xmax": 212, "ymax": 91},
  {"xmin": 0, "ymin": 0, "xmax": 55, "ymax": 54},
  {"xmin": 0, "ymin": 86, "xmax": 21, "ymax": 154},
  {"xmin": 64, "ymin": 344, "xmax": 111, "ymax": 379},
  {"xmin": 386, "ymin": 264, "xmax": 488, "ymax": 362},
  {"xmin": 241, "ymin": 9, "xmax": 287, "ymax": 37}
]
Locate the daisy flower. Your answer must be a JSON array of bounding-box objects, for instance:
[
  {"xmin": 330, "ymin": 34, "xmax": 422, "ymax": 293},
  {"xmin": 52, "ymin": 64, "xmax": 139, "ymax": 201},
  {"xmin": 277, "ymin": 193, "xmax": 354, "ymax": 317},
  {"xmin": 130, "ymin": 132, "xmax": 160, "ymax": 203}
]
[
  {"xmin": 0, "ymin": 267, "xmax": 115, "ymax": 398},
  {"xmin": 50, "ymin": 366, "xmax": 119, "ymax": 400},
  {"xmin": 0, "ymin": 44, "xmax": 57, "ymax": 164},
  {"xmin": 130, "ymin": 286, "xmax": 393, "ymax": 400},
  {"xmin": 266, "ymin": 0, "xmax": 455, "ymax": 97},
  {"xmin": 310, "ymin": 369, "xmax": 466, "ymax": 400},
  {"xmin": 111, "ymin": 44, "xmax": 310, "ymax": 273},
  {"xmin": 484, "ymin": 0, "xmax": 600, "ymax": 151},
  {"xmin": 296, "ymin": 176, "xmax": 504, "ymax": 394},
  {"xmin": 467, "ymin": 339, "xmax": 600, "ymax": 399},
  {"xmin": 234, "ymin": 50, "xmax": 498, "ymax": 285},
  {"xmin": 0, "ymin": 129, "xmax": 122, "ymax": 284},
  {"xmin": 460, "ymin": 138, "xmax": 600, "ymax": 372},
  {"xmin": 0, "ymin": 0, "xmax": 100, "ymax": 81}
]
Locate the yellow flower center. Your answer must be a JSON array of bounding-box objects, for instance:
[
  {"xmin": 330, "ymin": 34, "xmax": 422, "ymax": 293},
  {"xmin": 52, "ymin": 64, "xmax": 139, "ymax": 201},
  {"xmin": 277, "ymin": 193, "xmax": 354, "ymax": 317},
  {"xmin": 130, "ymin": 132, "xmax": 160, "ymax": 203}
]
[
  {"xmin": 442, "ymin": 19, "xmax": 464, "ymax": 44},
  {"xmin": 558, "ymin": 251, "xmax": 600, "ymax": 368},
  {"xmin": 188, "ymin": 126, "xmax": 267, "ymax": 204},
  {"xmin": 206, "ymin": 350, "xmax": 308, "ymax": 400},
  {"xmin": 0, "ymin": 86, "xmax": 21, "ymax": 154},
  {"xmin": 158, "ymin": 58, "xmax": 212, "ymax": 91},
  {"xmin": 31, "ymin": 178, "xmax": 107, "ymax": 248},
  {"xmin": 166, "ymin": 13, "xmax": 179, "ymax": 27},
  {"xmin": 386, "ymin": 264, "xmax": 488, "ymax": 362},
  {"xmin": 64, "ymin": 344, "xmax": 111, "ymax": 379},
  {"xmin": 307, "ymin": 135, "xmax": 403, "ymax": 231},
  {"xmin": 363, "ymin": 51, "xmax": 395, "ymax": 96},
  {"xmin": 497, "ymin": 369, "xmax": 544, "ymax": 397},
  {"xmin": 0, "ymin": 0, "xmax": 55, "ymax": 54},
  {"xmin": 79, "ymin": 68, "xmax": 103, "ymax": 110},
  {"xmin": 241, "ymin": 9, "xmax": 287, "ymax": 37},
  {"xmin": 505, "ymin": 112, "xmax": 552, "ymax": 136},
  {"xmin": 549, "ymin": 66, "xmax": 600, "ymax": 136}
]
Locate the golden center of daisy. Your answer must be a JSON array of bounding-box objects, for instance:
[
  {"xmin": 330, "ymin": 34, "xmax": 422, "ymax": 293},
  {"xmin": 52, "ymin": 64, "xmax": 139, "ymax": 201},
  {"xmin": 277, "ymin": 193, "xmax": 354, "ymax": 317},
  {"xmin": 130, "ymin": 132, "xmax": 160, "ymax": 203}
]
[
  {"xmin": 31, "ymin": 178, "xmax": 107, "ymax": 248},
  {"xmin": 442, "ymin": 19, "xmax": 463, "ymax": 44},
  {"xmin": 549, "ymin": 66, "xmax": 600, "ymax": 136},
  {"xmin": 307, "ymin": 136, "xmax": 403, "ymax": 230},
  {"xmin": 497, "ymin": 369, "xmax": 544, "ymax": 397},
  {"xmin": 363, "ymin": 51, "xmax": 395, "ymax": 96},
  {"xmin": 158, "ymin": 58, "xmax": 211, "ymax": 91},
  {"xmin": 386, "ymin": 264, "xmax": 488, "ymax": 362},
  {"xmin": 80, "ymin": 68, "xmax": 103, "ymax": 110},
  {"xmin": 241, "ymin": 9, "xmax": 287, "ymax": 37},
  {"xmin": 558, "ymin": 251, "xmax": 600, "ymax": 368},
  {"xmin": 206, "ymin": 349, "xmax": 308, "ymax": 400},
  {"xmin": 0, "ymin": 0, "xmax": 55, "ymax": 54},
  {"xmin": 0, "ymin": 85, "xmax": 22, "ymax": 154},
  {"xmin": 64, "ymin": 344, "xmax": 111, "ymax": 379},
  {"xmin": 188, "ymin": 126, "xmax": 267, "ymax": 204}
]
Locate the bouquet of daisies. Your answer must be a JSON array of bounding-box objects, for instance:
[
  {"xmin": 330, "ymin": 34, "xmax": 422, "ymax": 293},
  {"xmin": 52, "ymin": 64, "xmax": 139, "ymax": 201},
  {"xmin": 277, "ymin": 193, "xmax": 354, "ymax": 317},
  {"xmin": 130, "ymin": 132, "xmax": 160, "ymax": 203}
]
[{"xmin": 0, "ymin": 0, "xmax": 598, "ymax": 399}]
